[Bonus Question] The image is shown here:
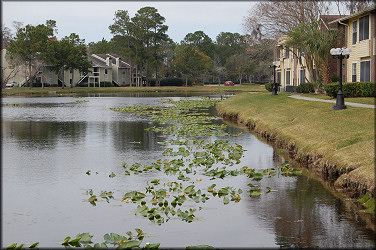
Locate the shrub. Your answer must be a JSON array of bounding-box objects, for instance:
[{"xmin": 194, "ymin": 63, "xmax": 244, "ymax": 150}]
[
  {"xmin": 160, "ymin": 78, "xmax": 184, "ymax": 86},
  {"xmin": 100, "ymin": 81, "xmax": 113, "ymax": 87},
  {"xmin": 265, "ymin": 82, "xmax": 273, "ymax": 92},
  {"xmin": 150, "ymin": 78, "xmax": 186, "ymax": 86},
  {"xmin": 324, "ymin": 82, "xmax": 376, "ymax": 98},
  {"xmin": 296, "ymin": 82, "xmax": 315, "ymax": 93},
  {"xmin": 265, "ymin": 82, "xmax": 281, "ymax": 92}
]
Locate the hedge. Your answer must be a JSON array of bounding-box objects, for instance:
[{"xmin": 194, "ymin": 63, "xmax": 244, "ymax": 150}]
[
  {"xmin": 324, "ymin": 82, "xmax": 376, "ymax": 98},
  {"xmin": 295, "ymin": 83, "xmax": 315, "ymax": 93},
  {"xmin": 265, "ymin": 82, "xmax": 281, "ymax": 92},
  {"xmin": 149, "ymin": 78, "xmax": 187, "ymax": 86}
]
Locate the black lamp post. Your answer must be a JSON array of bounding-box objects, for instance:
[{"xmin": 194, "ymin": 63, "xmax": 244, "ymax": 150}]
[
  {"xmin": 270, "ymin": 62, "xmax": 278, "ymax": 96},
  {"xmin": 330, "ymin": 47, "xmax": 351, "ymax": 110}
]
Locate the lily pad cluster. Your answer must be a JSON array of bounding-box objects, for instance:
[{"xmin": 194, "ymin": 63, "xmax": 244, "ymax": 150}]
[
  {"xmin": 60, "ymin": 229, "xmax": 160, "ymax": 249},
  {"xmin": 98, "ymin": 97, "xmax": 301, "ymax": 223}
]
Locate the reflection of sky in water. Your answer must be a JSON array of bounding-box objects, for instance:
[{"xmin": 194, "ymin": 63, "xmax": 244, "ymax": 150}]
[{"xmin": 2, "ymin": 95, "xmax": 374, "ymax": 248}]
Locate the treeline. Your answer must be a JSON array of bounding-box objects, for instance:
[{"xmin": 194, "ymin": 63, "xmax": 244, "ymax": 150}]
[{"xmin": 87, "ymin": 7, "xmax": 273, "ymax": 86}]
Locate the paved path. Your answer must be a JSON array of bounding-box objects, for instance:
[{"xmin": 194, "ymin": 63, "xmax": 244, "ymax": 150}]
[{"xmin": 289, "ymin": 94, "xmax": 376, "ymax": 109}]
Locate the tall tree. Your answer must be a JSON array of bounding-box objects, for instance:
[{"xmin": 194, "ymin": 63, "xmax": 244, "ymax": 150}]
[
  {"xmin": 243, "ymin": 1, "xmax": 330, "ymax": 40},
  {"xmin": 7, "ymin": 23, "xmax": 54, "ymax": 89},
  {"xmin": 130, "ymin": 7, "xmax": 168, "ymax": 86},
  {"xmin": 45, "ymin": 33, "xmax": 91, "ymax": 89},
  {"xmin": 181, "ymin": 31, "xmax": 215, "ymax": 58},
  {"xmin": 285, "ymin": 20, "xmax": 338, "ymax": 84},
  {"xmin": 334, "ymin": 0, "xmax": 375, "ymax": 15},
  {"xmin": 215, "ymin": 32, "xmax": 246, "ymax": 66},
  {"xmin": 174, "ymin": 45, "xmax": 213, "ymax": 85}
]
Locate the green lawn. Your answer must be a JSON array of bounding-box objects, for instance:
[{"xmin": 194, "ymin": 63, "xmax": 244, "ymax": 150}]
[
  {"xmin": 1, "ymin": 84, "xmax": 267, "ymax": 97},
  {"xmin": 217, "ymin": 92, "xmax": 375, "ymax": 200}
]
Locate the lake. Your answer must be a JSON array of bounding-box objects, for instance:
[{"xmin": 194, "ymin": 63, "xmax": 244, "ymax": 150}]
[{"xmin": 2, "ymin": 93, "xmax": 375, "ymax": 248}]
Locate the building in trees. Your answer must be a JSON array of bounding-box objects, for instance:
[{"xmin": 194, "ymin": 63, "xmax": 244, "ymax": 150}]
[
  {"xmin": 274, "ymin": 15, "xmax": 345, "ymax": 92},
  {"xmin": 75, "ymin": 54, "xmax": 129, "ymax": 87},
  {"xmin": 2, "ymin": 51, "xmax": 140, "ymax": 87},
  {"xmin": 329, "ymin": 6, "xmax": 376, "ymax": 83}
]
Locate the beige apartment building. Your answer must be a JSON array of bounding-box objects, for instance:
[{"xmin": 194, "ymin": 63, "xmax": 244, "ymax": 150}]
[
  {"xmin": 274, "ymin": 7, "xmax": 375, "ymax": 92},
  {"xmin": 329, "ymin": 6, "xmax": 376, "ymax": 83},
  {"xmin": 2, "ymin": 50, "xmax": 138, "ymax": 87},
  {"xmin": 274, "ymin": 15, "xmax": 344, "ymax": 92}
]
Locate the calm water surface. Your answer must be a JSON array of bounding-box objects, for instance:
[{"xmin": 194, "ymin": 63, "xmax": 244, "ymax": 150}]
[{"xmin": 2, "ymin": 94, "xmax": 375, "ymax": 248}]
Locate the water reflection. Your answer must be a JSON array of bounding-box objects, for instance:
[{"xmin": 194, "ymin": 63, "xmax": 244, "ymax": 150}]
[
  {"xmin": 1, "ymin": 94, "xmax": 375, "ymax": 248},
  {"xmin": 247, "ymin": 157, "xmax": 375, "ymax": 248}
]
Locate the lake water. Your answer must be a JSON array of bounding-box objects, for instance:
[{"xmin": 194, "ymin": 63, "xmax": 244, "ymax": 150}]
[{"xmin": 2, "ymin": 93, "xmax": 375, "ymax": 248}]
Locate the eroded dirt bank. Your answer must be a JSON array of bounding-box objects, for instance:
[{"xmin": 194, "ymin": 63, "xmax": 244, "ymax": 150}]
[{"xmin": 220, "ymin": 112, "xmax": 372, "ymax": 197}]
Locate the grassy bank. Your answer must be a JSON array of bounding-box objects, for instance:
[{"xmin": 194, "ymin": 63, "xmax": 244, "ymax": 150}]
[
  {"xmin": 1, "ymin": 84, "xmax": 266, "ymax": 97},
  {"xmin": 216, "ymin": 92, "xmax": 375, "ymax": 206}
]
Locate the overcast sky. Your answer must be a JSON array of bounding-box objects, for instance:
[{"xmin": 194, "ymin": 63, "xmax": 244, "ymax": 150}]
[{"xmin": 2, "ymin": 1, "xmax": 256, "ymax": 44}]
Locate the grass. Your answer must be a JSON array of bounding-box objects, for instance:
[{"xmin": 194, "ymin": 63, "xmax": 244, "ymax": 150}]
[
  {"xmin": 216, "ymin": 92, "xmax": 375, "ymax": 197},
  {"xmin": 1, "ymin": 84, "xmax": 267, "ymax": 97},
  {"xmin": 299, "ymin": 93, "xmax": 375, "ymax": 105}
]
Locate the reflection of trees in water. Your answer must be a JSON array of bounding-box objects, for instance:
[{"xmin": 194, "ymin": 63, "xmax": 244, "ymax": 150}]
[
  {"xmin": 111, "ymin": 121, "xmax": 164, "ymax": 152},
  {"xmin": 246, "ymin": 153, "xmax": 375, "ymax": 248},
  {"xmin": 2, "ymin": 121, "xmax": 87, "ymax": 150}
]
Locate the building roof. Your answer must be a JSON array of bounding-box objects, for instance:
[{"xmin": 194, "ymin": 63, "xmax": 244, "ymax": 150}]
[
  {"xmin": 87, "ymin": 54, "xmax": 109, "ymax": 67},
  {"xmin": 92, "ymin": 54, "xmax": 131, "ymax": 68},
  {"xmin": 319, "ymin": 15, "xmax": 344, "ymax": 30},
  {"xmin": 328, "ymin": 6, "xmax": 376, "ymax": 24}
]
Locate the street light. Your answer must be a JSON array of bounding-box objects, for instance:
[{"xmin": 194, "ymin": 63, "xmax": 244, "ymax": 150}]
[
  {"xmin": 330, "ymin": 47, "xmax": 351, "ymax": 110},
  {"xmin": 270, "ymin": 61, "xmax": 278, "ymax": 96}
]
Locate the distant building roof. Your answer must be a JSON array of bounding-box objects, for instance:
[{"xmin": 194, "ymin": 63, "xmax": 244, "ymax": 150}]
[
  {"xmin": 319, "ymin": 15, "xmax": 345, "ymax": 29},
  {"xmin": 92, "ymin": 54, "xmax": 131, "ymax": 68},
  {"xmin": 88, "ymin": 54, "xmax": 109, "ymax": 67}
]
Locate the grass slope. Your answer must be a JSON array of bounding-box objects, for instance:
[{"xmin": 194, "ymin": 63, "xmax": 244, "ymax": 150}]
[{"xmin": 217, "ymin": 92, "xmax": 375, "ymax": 198}]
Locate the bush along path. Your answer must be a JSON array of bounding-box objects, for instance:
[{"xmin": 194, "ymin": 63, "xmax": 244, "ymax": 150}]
[{"xmin": 7, "ymin": 97, "xmax": 309, "ymax": 249}]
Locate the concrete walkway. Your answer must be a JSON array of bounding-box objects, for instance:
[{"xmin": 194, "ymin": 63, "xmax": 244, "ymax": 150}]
[{"xmin": 289, "ymin": 94, "xmax": 376, "ymax": 109}]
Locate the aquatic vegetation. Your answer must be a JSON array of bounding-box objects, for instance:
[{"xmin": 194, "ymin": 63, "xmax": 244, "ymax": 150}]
[
  {"xmin": 6, "ymin": 96, "xmax": 305, "ymax": 248},
  {"xmin": 6, "ymin": 242, "xmax": 39, "ymax": 249},
  {"xmin": 75, "ymin": 100, "xmax": 89, "ymax": 103},
  {"xmin": 107, "ymin": 97, "xmax": 303, "ymax": 225},
  {"xmin": 60, "ymin": 229, "xmax": 160, "ymax": 249},
  {"xmin": 280, "ymin": 162, "xmax": 302, "ymax": 176}
]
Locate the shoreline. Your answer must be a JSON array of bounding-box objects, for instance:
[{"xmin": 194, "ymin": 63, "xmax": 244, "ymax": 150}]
[{"xmin": 216, "ymin": 92, "xmax": 375, "ymax": 222}]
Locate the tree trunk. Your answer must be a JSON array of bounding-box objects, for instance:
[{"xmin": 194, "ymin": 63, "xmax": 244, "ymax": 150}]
[
  {"xmin": 321, "ymin": 60, "xmax": 331, "ymax": 84},
  {"xmin": 28, "ymin": 59, "xmax": 32, "ymax": 89},
  {"xmin": 71, "ymin": 69, "xmax": 74, "ymax": 88},
  {"xmin": 61, "ymin": 67, "xmax": 65, "ymax": 89}
]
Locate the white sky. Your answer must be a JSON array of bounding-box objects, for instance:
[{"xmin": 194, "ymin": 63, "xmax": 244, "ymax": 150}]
[{"xmin": 2, "ymin": 1, "xmax": 256, "ymax": 44}]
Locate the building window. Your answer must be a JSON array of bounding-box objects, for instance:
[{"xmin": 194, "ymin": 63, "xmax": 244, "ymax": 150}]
[
  {"xmin": 360, "ymin": 61, "xmax": 370, "ymax": 82},
  {"xmin": 276, "ymin": 48, "xmax": 280, "ymax": 60},
  {"xmin": 285, "ymin": 47, "xmax": 290, "ymax": 59},
  {"xmin": 300, "ymin": 69, "xmax": 305, "ymax": 84},
  {"xmin": 359, "ymin": 15, "xmax": 369, "ymax": 41},
  {"xmin": 49, "ymin": 71, "xmax": 53, "ymax": 84},
  {"xmin": 105, "ymin": 68, "xmax": 108, "ymax": 80},
  {"xmin": 352, "ymin": 63, "xmax": 357, "ymax": 82},
  {"xmin": 277, "ymin": 72, "xmax": 281, "ymax": 84},
  {"xmin": 286, "ymin": 70, "xmax": 291, "ymax": 85},
  {"xmin": 352, "ymin": 21, "xmax": 357, "ymax": 44},
  {"xmin": 122, "ymin": 69, "xmax": 126, "ymax": 83},
  {"xmin": 313, "ymin": 68, "xmax": 317, "ymax": 79}
]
